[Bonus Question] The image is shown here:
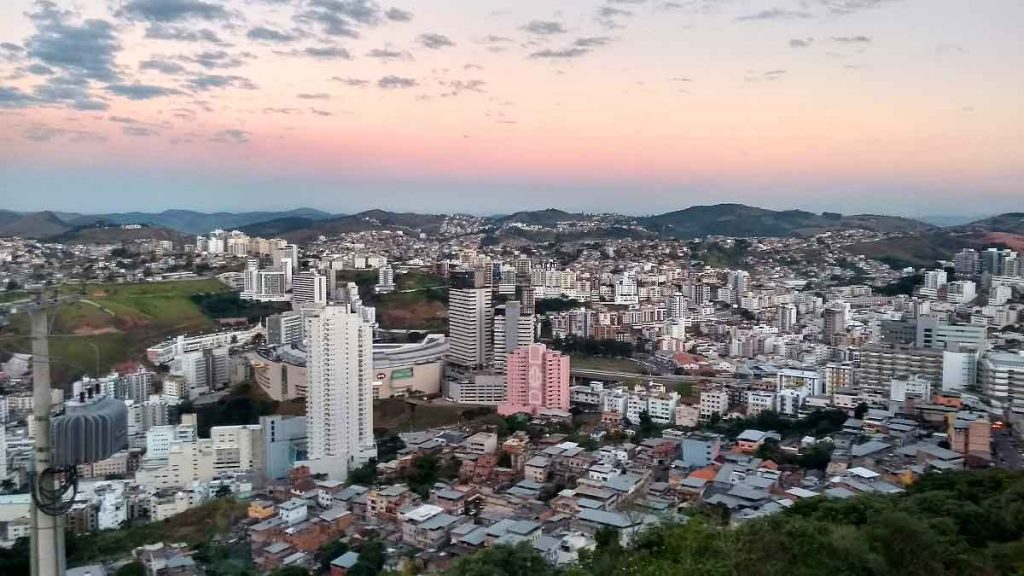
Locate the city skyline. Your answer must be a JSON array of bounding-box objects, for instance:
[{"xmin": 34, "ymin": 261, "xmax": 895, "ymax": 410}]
[{"xmin": 1, "ymin": 0, "xmax": 1022, "ymax": 216}]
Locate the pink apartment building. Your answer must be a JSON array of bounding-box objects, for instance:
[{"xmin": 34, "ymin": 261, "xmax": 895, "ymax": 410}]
[{"xmin": 498, "ymin": 343, "xmax": 571, "ymax": 416}]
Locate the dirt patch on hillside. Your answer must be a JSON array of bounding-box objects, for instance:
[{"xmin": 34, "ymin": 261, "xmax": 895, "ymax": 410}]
[
  {"xmin": 378, "ymin": 301, "xmax": 447, "ymax": 330},
  {"xmin": 73, "ymin": 325, "xmax": 120, "ymax": 336},
  {"xmin": 981, "ymin": 232, "xmax": 1024, "ymax": 251}
]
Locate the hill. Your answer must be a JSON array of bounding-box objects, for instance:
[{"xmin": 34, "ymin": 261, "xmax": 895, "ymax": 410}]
[
  {"xmin": 0, "ymin": 211, "xmax": 73, "ymax": 238},
  {"xmin": 65, "ymin": 208, "xmax": 334, "ymax": 235},
  {"xmin": 643, "ymin": 204, "xmax": 932, "ymax": 239},
  {"xmin": 269, "ymin": 209, "xmax": 449, "ymax": 242},
  {"xmin": 495, "ymin": 208, "xmax": 588, "ymax": 225},
  {"xmin": 48, "ymin": 223, "xmax": 188, "ymax": 245},
  {"xmin": 442, "ymin": 469, "xmax": 1024, "ymax": 576},
  {"xmin": 955, "ymin": 212, "xmax": 1024, "ymax": 235}
]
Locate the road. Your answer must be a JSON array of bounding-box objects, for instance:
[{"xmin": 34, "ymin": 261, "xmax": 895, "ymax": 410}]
[
  {"xmin": 993, "ymin": 429, "xmax": 1022, "ymax": 470},
  {"xmin": 570, "ymin": 367, "xmax": 743, "ymax": 385}
]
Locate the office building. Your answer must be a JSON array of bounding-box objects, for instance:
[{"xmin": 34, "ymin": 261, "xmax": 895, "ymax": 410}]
[
  {"xmin": 292, "ymin": 270, "xmax": 327, "ymax": 307},
  {"xmin": 446, "ymin": 270, "xmax": 493, "ymax": 369},
  {"xmin": 493, "ymin": 301, "xmax": 535, "ymax": 372}
]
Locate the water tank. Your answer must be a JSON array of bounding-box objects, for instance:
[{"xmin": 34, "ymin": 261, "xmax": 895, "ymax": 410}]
[{"xmin": 51, "ymin": 391, "xmax": 128, "ymax": 467}]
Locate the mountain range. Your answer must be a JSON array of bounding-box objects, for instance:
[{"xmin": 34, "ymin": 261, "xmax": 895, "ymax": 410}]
[{"xmin": 1, "ymin": 206, "xmax": 1022, "ymax": 262}]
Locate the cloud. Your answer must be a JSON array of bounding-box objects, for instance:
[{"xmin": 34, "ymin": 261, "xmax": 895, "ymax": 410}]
[
  {"xmin": 789, "ymin": 37, "xmax": 813, "ymax": 48},
  {"xmin": 366, "ymin": 48, "xmax": 410, "ymax": 60},
  {"xmin": 247, "ymin": 26, "xmax": 297, "ymax": 43},
  {"xmin": 26, "ymin": 2, "xmax": 122, "ymax": 83},
  {"xmin": 144, "ymin": 24, "xmax": 223, "ymax": 43},
  {"xmin": 439, "ymin": 78, "xmax": 485, "ymax": 97},
  {"xmin": 522, "ymin": 20, "xmax": 567, "ymax": 35},
  {"xmin": 298, "ymin": 0, "xmax": 382, "ymax": 37},
  {"xmin": 186, "ymin": 73, "xmax": 257, "ymax": 90},
  {"xmin": 818, "ymin": 0, "xmax": 897, "ymax": 15},
  {"xmin": 118, "ymin": 0, "xmax": 228, "ymax": 22},
  {"xmin": 210, "ymin": 128, "xmax": 249, "ymax": 143},
  {"xmin": 187, "ymin": 50, "xmax": 251, "ymax": 69},
  {"xmin": 122, "ymin": 125, "xmax": 160, "ymax": 137},
  {"xmin": 108, "ymin": 83, "xmax": 180, "ymax": 99},
  {"xmin": 385, "ymin": 7, "xmax": 413, "ymax": 21},
  {"xmin": 1, "ymin": 43, "xmax": 24, "ymax": 53},
  {"xmin": 0, "ymin": 86, "xmax": 36, "ymax": 108},
  {"xmin": 529, "ymin": 47, "xmax": 589, "ymax": 59},
  {"xmin": 574, "ymin": 36, "xmax": 612, "ymax": 48},
  {"xmin": 331, "ymin": 76, "xmax": 369, "ymax": 86},
  {"xmin": 263, "ymin": 107, "xmax": 299, "ymax": 114},
  {"xmin": 139, "ymin": 58, "xmax": 186, "ymax": 74},
  {"xmin": 31, "ymin": 75, "xmax": 110, "ymax": 110},
  {"xmin": 418, "ymin": 33, "xmax": 454, "ymax": 49},
  {"xmin": 26, "ymin": 63, "xmax": 55, "ymax": 75},
  {"xmin": 745, "ymin": 69, "xmax": 787, "ymax": 82},
  {"xmin": 736, "ymin": 9, "xmax": 812, "ymax": 20},
  {"xmin": 24, "ymin": 123, "xmax": 106, "ymax": 142},
  {"xmin": 297, "ymin": 92, "xmax": 330, "ymax": 99},
  {"xmin": 310, "ymin": 108, "xmax": 332, "ymax": 116},
  {"xmin": 832, "ymin": 35, "xmax": 871, "ymax": 43},
  {"xmin": 596, "ymin": 7, "xmax": 632, "ymax": 28},
  {"xmin": 377, "ymin": 75, "xmax": 417, "ymax": 89},
  {"xmin": 297, "ymin": 46, "xmax": 352, "ymax": 59}
]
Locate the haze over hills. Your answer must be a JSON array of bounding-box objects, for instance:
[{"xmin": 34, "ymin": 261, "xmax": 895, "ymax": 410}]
[{"xmin": 1, "ymin": 205, "xmax": 1021, "ymax": 258}]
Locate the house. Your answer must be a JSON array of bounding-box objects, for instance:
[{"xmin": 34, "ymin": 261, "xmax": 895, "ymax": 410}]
[
  {"xmin": 330, "ymin": 551, "xmax": 360, "ymax": 576},
  {"xmin": 735, "ymin": 430, "xmax": 769, "ymax": 453}
]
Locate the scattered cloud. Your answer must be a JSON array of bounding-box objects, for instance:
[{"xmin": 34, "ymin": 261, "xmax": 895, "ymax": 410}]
[
  {"xmin": 108, "ymin": 82, "xmax": 181, "ymax": 99},
  {"xmin": 0, "ymin": 86, "xmax": 36, "ymax": 108},
  {"xmin": 817, "ymin": 0, "xmax": 898, "ymax": 15},
  {"xmin": 745, "ymin": 69, "xmax": 787, "ymax": 82},
  {"xmin": 26, "ymin": 2, "xmax": 122, "ymax": 83},
  {"xmin": 596, "ymin": 6, "xmax": 633, "ymax": 28},
  {"xmin": 522, "ymin": 20, "xmax": 566, "ymax": 35},
  {"xmin": 529, "ymin": 47, "xmax": 589, "ymax": 59},
  {"xmin": 366, "ymin": 48, "xmax": 411, "ymax": 60},
  {"xmin": 789, "ymin": 37, "xmax": 814, "ymax": 48},
  {"xmin": 186, "ymin": 73, "xmax": 257, "ymax": 91},
  {"xmin": 384, "ymin": 7, "xmax": 413, "ymax": 22},
  {"xmin": 418, "ymin": 33, "xmax": 454, "ymax": 49},
  {"xmin": 298, "ymin": 0, "xmax": 383, "ymax": 38},
  {"xmin": 736, "ymin": 9, "xmax": 812, "ymax": 21},
  {"xmin": 296, "ymin": 46, "xmax": 352, "ymax": 59},
  {"xmin": 310, "ymin": 108, "xmax": 332, "ymax": 116},
  {"xmin": 377, "ymin": 75, "xmax": 417, "ymax": 89},
  {"xmin": 331, "ymin": 76, "xmax": 369, "ymax": 86},
  {"xmin": 832, "ymin": 35, "xmax": 871, "ymax": 43},
  {"xmin": 574, "ymin": 36, "xmax": 613, "ymax": 48},
  {"xmin": 144, "ymin": 24, "xmax": 223, "ymax": 43},
  {"xmin": 439, "ymin": 78, "xmax": 485, "ymax": 97},
  {"xmin": 297, "ymin": 92, "xmax": 330, "ymax": 100},
  {"xmin": 25, "ymin": 123, "xmax": 106, "ymax": 142},
  {"xmin": 118, "ymin": 0, "xmax": 229, "ymax": 22},
  {"xmin": 139, "ymin": 58, "xmax": 186, "ymax": 74},
  {"xmin": 209, "ymin": 128, "xmax": 249, "ymax": 143},
  {"xmin": 247, "ymin": 26, "xmax": 297, "ymax": 43},
  {"xmin": 186, "ymin": 50, "xmax": 251, "ymax": 69},
  {"xmin": 122, "ymin": 125, "xmax": 161, "ymax": 137}
]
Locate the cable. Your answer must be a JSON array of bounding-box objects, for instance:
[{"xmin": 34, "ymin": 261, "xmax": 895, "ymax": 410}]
[{"xmin": 31, "ymin": 465, "xmax": 78, "ymax": 516}]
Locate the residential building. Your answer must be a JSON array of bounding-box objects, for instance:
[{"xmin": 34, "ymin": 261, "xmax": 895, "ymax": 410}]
[{"xmin": 498, "ymin": 344, "xmax": 570, "ymax": 417}]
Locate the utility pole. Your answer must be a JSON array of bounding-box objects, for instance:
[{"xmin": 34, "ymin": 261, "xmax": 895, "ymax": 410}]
[{"xmin": 29, "ymin": 301, "xmax": 65, "ymax": 576}]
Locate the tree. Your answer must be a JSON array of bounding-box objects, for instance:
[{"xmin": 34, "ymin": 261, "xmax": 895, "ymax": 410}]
[
  {"xmin": 348, "ymin": 459, "xmax": 378, "ymax": 485},
  {"xmin": 271, "ymin": 567, "xmax": 310, "ymax": 576},
  {"xmin": 317, "ymin": 540, "xmax": 349, "ymax": 573},
  {"xmin": 446, "ymin": 543, "xmax": 556, "ymax": 576},
  {"xmin": 214, "ymin": 484, "xmax": 232, "ymax": 498},
  {"xmin": 115, "ymin": 562, "xmax": 146, "ymax": 576},
  {"xmin": 854, "ymin": 402, "xmax": 869, "ymax": 419}
]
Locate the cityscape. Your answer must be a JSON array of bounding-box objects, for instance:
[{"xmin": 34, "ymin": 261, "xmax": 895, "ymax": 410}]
[{"xmin": 1, "ymin": 0, "xmax": 1023, "ymax": 576}]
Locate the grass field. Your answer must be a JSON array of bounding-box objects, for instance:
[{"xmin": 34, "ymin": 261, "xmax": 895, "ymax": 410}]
[
  {"xmin": 570, "ymin": 354, "xmax": 649, "ymax": 374},
  {"xmin": 372, "ymin": 398, "xmax": 496, "ymax": 435},
  {"xmin": 0, "ymin": 279, "xmax": 230, "ymax": 383}
]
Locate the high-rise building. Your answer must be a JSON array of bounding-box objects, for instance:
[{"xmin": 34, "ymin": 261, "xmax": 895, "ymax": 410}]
[
  {"xmin": 777, "ymin": 304, "xmax": 797, "ymax": 333},
  {"xmin": 493, "ymin": 301, "xmax": 535, "ymax": 372},
  {"xmin": 521, "ymin": 286, "xmax": 537, "ymax": 316},
  {"xmin": 822, "ymin": 302, "xmax": 848, "ymax": 342},
  {"xmin": 292, "ymin": 270, "xmax": 327, "ymax": 306},
  {"xmin": 954, "ymin": 249, "xmax": 980, "ymax": 278},
  {"xmin": 446, "ymin": 270, "xmax": 493, "ymax": 369},
  {"xmin": 979, "ymin": 350, "xmax": 1024, "ymax": 414},
  {"xmin": 376, "ymin": 265, "xmax": 395, "ymax": 294},
  {"xmin": 497, "ymin": 344, "xmax": 570, "ymax": 416},
  {"xmin": 302, "ymin": 304, "xmax": 377, "ymax": 479}
]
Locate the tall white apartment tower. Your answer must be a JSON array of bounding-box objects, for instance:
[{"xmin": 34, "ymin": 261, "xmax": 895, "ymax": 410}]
[
  {"xmin": 303, "ymin": 304, "xmax": 377, "ymax": 480},
  {"xmin": 447, "ymin": 270, "xmax": 494, "ymax": 369},
  {"xmin": 493, "ymin": 301, "xmax": 535, "ymax": 372}
]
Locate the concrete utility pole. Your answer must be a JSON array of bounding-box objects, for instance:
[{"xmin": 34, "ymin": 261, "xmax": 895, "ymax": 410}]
[{"xmin": 29, "ymin": 303, "xmax": 65, "ymax": 576}]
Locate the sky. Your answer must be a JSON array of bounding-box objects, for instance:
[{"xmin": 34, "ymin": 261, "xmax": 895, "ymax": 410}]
[{"xmin": 0, "ymin": 0, "xmax": 1021, "ymax": 217}]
